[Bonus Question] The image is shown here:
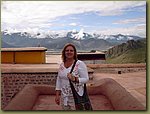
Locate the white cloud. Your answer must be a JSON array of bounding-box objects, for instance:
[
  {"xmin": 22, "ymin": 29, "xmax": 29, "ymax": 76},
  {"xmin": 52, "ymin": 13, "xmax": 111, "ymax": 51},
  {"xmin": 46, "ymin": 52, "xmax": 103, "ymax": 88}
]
[
  {"xmin": 99, "ymin": 1, "xmax": 146, "ymax": 16},
  {"xmin": 94, "ymin": 24, "xmax": 146, "ymax": 37},
  {"xmin": 1, "ymin": 1, "xmax": 146, "ymax": 35},
  {"xmin": 69, "ymin": 23, "xmax": 77, "ymax": 26},
  {"xmin": 113, "ymin": 17, "xmax": 146, "ymax": 24}
]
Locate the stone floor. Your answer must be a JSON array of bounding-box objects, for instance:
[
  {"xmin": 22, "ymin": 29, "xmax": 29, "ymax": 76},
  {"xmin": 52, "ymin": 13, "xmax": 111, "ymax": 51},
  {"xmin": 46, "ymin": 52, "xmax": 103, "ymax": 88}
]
[{"xmin": 32, "ymin": 95, "xmax": 114, "ymax": 110}]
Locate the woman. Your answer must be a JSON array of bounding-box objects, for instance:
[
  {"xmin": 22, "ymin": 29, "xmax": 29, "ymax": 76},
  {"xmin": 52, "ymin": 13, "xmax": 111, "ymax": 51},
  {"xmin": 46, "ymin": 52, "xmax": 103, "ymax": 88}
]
[{"xmin": 55, "ymin": 43, "xmax": 89, "ymax": 110}]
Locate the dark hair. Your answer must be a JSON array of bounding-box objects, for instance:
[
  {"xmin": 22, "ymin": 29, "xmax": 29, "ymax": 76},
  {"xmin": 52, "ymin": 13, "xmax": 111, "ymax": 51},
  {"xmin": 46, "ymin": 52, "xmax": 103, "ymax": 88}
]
[{"xmin": 61, "ymin": 43, "xmax": 77, "ymax": 62}]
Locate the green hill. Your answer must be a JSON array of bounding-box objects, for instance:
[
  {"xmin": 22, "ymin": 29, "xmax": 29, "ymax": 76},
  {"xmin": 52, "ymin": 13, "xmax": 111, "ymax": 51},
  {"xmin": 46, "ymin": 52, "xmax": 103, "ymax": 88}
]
[{"xmin": 106, "ymin": 39, "xmax": 146, "ymax": 64}]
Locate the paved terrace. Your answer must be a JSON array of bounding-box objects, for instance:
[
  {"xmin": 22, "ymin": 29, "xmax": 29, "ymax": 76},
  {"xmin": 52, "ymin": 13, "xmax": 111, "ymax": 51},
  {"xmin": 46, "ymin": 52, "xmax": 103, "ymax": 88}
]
[{"xmin": 1, "ymin": 63, "xmax": 146, "ymax": 110}]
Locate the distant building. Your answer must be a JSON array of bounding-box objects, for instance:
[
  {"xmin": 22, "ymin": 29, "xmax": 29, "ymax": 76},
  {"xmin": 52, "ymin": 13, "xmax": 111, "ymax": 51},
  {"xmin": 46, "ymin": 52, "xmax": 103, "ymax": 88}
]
[
  {"xmin": 1, "ymin": 47, "xmax": 47, "ymax": 64},
  {"xmin": 77, "ymin": 52, "xmax": 106, "ymax": 64}
]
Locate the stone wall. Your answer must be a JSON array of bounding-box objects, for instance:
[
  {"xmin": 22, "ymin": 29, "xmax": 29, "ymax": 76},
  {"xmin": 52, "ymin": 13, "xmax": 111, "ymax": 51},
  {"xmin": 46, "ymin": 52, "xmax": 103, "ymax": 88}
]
[
  {"xmin": 1, "ymin": 72, "xmax": 57, "ymax": 109},
  {"xmin": 93, "ymin": 67, "xmax": 146, "ymax": 73},
  {"xmin": 83, "ymin": 60, "xmax": 106, "ymax": 64}
]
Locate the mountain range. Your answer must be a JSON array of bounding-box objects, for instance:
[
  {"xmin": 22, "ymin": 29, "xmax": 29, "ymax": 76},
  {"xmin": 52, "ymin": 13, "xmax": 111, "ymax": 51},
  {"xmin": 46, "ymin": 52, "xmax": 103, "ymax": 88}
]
[{"xmin": 1, "ymin": 30, "xmax": 144, "ymax": 51}]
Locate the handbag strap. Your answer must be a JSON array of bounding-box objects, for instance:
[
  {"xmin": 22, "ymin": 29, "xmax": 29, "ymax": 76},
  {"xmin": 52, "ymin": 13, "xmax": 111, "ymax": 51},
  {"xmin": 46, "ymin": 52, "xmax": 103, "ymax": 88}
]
[
  {"xmin": 70, "ymin": 60, "xmax": 77, "ymax": 73},
  {"xmin": 69, "ymin": 60, "xmax": 77, "ymax": 84},
  {"xmin": 69, "ymin": 60, "xmax": 77, "ymax": 88}
]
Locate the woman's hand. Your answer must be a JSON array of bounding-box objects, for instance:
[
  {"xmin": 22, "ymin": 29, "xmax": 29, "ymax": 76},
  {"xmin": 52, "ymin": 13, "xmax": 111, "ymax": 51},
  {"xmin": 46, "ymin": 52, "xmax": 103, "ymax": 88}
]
[
  {"xmin": 55, "ymin": 96, "xmax": 60, "ymax": 105},
  {"xmin": 55, "ymin": 90, "xmax": 61, "ymax": 105},
  {"xmin": 67, "ymin": 73, "xmax": 75, "ymax": 81}
]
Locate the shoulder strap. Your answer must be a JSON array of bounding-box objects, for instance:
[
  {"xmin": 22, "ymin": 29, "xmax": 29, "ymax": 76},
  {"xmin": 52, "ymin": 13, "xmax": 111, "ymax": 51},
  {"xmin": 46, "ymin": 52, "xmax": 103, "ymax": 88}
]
[{"xmin": 70, "ymin": 60, "xmax": 77, "ymax": 73}]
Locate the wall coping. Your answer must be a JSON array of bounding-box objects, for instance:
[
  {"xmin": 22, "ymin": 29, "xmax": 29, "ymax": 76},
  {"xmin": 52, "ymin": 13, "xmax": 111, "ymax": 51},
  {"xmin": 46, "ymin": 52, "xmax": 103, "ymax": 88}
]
[
  {"xmin": 1, "ymin": 47, "xmax": 47, "ymax": 52},
  {"xmin": 1, "ymin": 64, "xmax": 94, "ymax": 73}
]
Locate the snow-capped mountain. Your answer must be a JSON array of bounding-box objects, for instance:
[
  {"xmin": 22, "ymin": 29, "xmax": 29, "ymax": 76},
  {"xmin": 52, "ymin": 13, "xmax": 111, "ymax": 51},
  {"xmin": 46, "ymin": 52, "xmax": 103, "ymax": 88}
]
[
  {"xmin": 66, "ymin": 29, "xmax": 93, "ymax": 40},
  {"xmin": 2, "ymin": 29, "xmax": 144, "ymax": 41},
  {"xmin": 2, "ymin": 30, "xmax": 144, "ymax": 50},
  {"xmin": 2, "ymin": 30, "xmax": 68, "ymax": 39}
]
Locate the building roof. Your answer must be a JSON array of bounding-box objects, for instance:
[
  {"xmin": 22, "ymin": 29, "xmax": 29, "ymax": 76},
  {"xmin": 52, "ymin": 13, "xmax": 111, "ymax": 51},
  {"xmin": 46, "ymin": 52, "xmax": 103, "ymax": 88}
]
[
  {"xmin": 77, "ymin": 52, "xmax": 105, "ymax": 60},
  {"xmin": 1, "ymin": 47, "xmax": 47, "ymax": 52}
]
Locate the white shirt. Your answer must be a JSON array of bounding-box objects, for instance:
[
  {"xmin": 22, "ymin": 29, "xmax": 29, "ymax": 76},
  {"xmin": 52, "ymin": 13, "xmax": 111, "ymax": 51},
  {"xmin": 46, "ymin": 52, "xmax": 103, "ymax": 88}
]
[{"xmin": 55, "ymin": 60, "xmax": 89, "ymax": 105}]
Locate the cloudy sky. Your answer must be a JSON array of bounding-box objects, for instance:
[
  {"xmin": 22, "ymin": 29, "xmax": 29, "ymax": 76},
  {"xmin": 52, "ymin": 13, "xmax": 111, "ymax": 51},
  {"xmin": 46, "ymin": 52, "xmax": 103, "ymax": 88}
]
[{"xmin": 1, "ymin": 1, "xmax": 146, "ymax": 37}]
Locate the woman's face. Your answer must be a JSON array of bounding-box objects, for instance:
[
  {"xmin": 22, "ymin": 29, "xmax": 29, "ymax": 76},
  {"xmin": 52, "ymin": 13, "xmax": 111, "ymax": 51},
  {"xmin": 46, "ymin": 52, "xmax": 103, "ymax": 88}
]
[{"xmin": 65, "ymin": 46, "xmax": 75, "ymax": 60}]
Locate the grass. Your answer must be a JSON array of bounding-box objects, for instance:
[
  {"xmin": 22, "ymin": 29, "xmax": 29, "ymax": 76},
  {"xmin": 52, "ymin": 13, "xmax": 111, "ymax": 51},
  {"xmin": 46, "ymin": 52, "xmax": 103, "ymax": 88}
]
[{"xmin": 106, "ymin": 47, "xmax": 146, "ymax": 64}]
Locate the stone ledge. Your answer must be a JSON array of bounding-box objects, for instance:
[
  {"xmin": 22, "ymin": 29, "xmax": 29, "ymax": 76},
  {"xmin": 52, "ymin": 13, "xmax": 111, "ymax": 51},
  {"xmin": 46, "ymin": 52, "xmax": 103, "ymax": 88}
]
[
  {"xmin": 4, "ymin": 84, "xmax": 55, "ymax": 110},
  {"xmin": 88, "ymin": 78, "xmax": 145, "ymax": 110}
]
